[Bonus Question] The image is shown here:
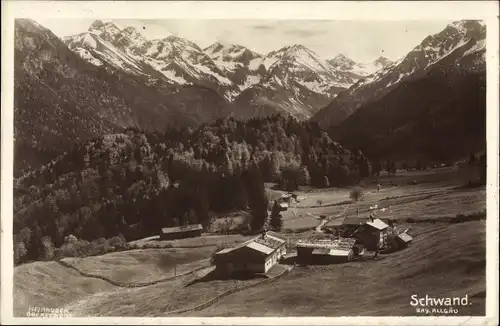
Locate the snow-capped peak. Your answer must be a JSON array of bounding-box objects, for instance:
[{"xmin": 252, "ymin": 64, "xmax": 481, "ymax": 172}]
[
  {"xmin": 373, "ymin": 56, "xmax": 391, "ymax": 67},
  {"xmin": 327, "ymin": 54, "xmax": 393, "ymax": 77},
  {"xmin": 121, "ymin": 26, "xmax": 147, "ymax": 42},
  {"xmin": 88, "ymin": 20, "xmax": 121, "ymax": 34}
]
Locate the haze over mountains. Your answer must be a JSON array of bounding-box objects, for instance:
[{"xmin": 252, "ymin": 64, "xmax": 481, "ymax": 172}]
[{"xmin": 13, "ymin": 18, "xmax": 486, "ymax": 174}]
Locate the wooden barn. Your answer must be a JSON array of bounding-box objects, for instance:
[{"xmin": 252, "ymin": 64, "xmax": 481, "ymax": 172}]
[
  {"xmin": 214, "ymin": 231, "xmax": 287, "ymax": 277},
  {"xmin": 296, "ymin": 237, "xmax": 360, "ymax": 264},
  {"xmin": 159, "ymin": 224, "xmax": 203, "ymax": 241}
]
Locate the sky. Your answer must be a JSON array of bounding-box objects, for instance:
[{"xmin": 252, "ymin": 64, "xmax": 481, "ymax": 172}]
[{"xmin": 36, "ymin": 19, "xmax": 455, "ymax": 63}]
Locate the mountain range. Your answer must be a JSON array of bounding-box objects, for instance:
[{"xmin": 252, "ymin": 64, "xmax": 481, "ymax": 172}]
[
  {"xmin": 62, "ymin": 20, "xmax": 391, "ymax": 118},
  {"xmin": 13, "ymin": 18, "xmax": 486, "ymax": 173},
  {"xmin": 14, "ymin": 19, "xmax": 229, "ymax": 174}
]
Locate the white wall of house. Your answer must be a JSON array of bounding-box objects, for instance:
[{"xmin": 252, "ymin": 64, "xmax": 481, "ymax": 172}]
[{"xmin": 264, "ymin": 244, "xmax": 286, "ymax": 272}]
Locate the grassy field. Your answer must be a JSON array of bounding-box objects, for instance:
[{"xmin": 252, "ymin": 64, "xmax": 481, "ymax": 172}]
[
  {"xmin": 13, "ymin": 166, "xmax": 486, "ymax": 317},
  {"xmin": 61, "ymin": 247, "xmax": 214, "ymax": 284},
  {"xmin": 183, "ymin": 221, "xmax": 486, "ymax": 317},
  {"xmin": 14, "ymin": 261, "xmax": 118, "ymax": 316},
  {"xmin": 279, "ymin": 167, "xmax": 485, "ymax": 231},
  {"xmin": 128, "ymin": 233, "xmax": 253, "ymax": 249},
  {"xmin": 65, "ymin": 269, "xmax": 265, "ymax": 316}
]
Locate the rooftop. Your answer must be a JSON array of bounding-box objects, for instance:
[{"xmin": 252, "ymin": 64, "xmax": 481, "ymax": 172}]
[
  {"xmin": 397, "ymin": 232, "xmax": 413, "ymax": 243},
  {"xmin": 216, "ymin": 231, "xmax": 287, "ymax": 256},
  {"xmin": 161, "ymin": 224, "xmax": 203, "ymax": 234},
  {"xmin": 297, "ymin": 237, "xmax": 357, "ymax": 251},
  {"xmin": 366, "ymin": 218, "xmax": 389, "ymax": 230},
  {"xmin": 327, "ymin": 216, "xmax": 370, "ymax": 227}
]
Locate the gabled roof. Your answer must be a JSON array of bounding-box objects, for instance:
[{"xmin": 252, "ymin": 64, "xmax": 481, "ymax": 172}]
[
  {"xmin": 366, "ymin": 218, "xmax": 389, "ymax": 230},
  {"xmin": 266, "ymin": 231, "xmax": 287, "ymax": 242},
  {"xmin": 246, "ymin": 241, "xmax": 275, "ymax": 255},
  {"xmin": 215, "ymin": 232, "xmax": 286, "ymax": 256},
  {"xmin": 343, "ymin": 217, "xmax": 370, "ymax": 226},
  {"xmin": 161, "ymin": 224, "xmax": 203, "ymax": 234}
]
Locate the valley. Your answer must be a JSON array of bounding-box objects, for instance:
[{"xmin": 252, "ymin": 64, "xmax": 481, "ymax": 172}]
[
  {"xmin": 11, "ymin": 17, "xmax": 489, "ymax": 320},
  {"xmin": 14, "ymin": 167, "xmax": 486, "ymax": 317}
]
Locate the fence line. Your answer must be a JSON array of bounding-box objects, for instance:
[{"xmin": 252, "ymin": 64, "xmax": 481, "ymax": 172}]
[
  {"xmin": 56, "ymin": 259, "xmax": 211, "ymax": 288},
  {"xmin": 164, "ymin": 265, "xmax": 294, "ymax": 316}
]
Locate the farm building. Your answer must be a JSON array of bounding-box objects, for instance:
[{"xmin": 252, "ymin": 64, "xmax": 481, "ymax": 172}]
[
  {"xmin": 280, "ymin": 192, "xmax": 298, "ymax": 203},
  {"xmin": 159, "ymin": 224, "xmax": 203, "ymax": 240},
  {"xmin": 296, "ymin": 237, "xmax": 361, "ymax": 264},
  {"xmin": 214, "ymin": 231, "xmax": 287, "ymax": 277},
  {"xmin": 278, "ymin": 202, "xmax": 289, "ymax": 211},
  {"xmin": 353, "ymin": 218, "xmax": 390, "ymax": 251}
]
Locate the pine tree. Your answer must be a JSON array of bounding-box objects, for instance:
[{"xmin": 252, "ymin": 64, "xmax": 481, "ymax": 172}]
[
  {"xmin": 244, "ymin": 161, "xmax": 269, "ymax": 233},
  {"xmin": 269, "ymin": 201, "xmax": 284, "ymax": 231}
]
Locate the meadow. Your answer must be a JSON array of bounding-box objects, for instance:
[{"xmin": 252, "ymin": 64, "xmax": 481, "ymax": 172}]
[{"xmin": 13, "ymin": 166, "xmax": 486, "ymax": 317}]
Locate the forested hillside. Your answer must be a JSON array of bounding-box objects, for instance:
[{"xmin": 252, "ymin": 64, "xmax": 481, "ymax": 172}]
[
  {"xmin": 14, "ymin": 115, "xmax": 371, "ymax": 264},
  {"xmin": 14, "ymin": 19, "xmax": 228, "ymax": 175}
]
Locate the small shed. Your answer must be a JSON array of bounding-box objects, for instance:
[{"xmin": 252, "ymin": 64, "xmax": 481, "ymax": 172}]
[
  {"xmin": 396, "ymin": 232, "xmax": 413, "ymax": 248},
  {"xmin": 279, "ymin": 202, "xmax": 289, "ymax": 211},
  {"xmin": 159, "ymin": 224, "xmax": 203, "ymax": 241},
  {"xmin": 214, "ymin": 231, "xmax": 287, "ymax": 277}
]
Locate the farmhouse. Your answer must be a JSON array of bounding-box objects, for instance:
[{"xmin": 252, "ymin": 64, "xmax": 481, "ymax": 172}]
[
  {"xmin": 353, "ymin": 218, "xmax": 390, "ymax": 251},
  {"xmin": 214, "ymin": 231, "xmax": 287, "ymax": 277},
  {"xmin": 296, "ymin": 237, "xmax": 360, "ymax": 264},
  {"xmin": 159, "ymin": 224, "xmax": 203, "ymax": 240}
]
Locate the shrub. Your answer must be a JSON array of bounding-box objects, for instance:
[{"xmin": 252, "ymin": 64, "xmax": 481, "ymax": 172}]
[
  {"xmin": 109, "ymin": 236, "xmax": 125, "ymax": 248},
  {"xmin": 349, "ymin": 186, "xmax": 363, "ymax": 202}
]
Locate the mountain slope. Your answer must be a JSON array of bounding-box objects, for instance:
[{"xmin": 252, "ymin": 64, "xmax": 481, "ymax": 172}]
[
  {"xmin": 14, "ymin": 19, "xmax": 228, "ymax": 174},
  {"xmin": 229, "ymin": 45, "xmax": 356, "ymax": 120},
  {"xmin": 329, "ymin": 39, "xmax": 486, "ymax": 162},
  {"xmin": 312, "ymin": 20, "xmax": 486, "ymax": 128},
  {"xmin": 64, "ymin": 21, "xmax": 240, "ymax": 101}
]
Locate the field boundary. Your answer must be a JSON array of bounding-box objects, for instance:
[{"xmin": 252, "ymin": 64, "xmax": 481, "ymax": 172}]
[
  {"xmin": 164, "ymin": 265, "xmax": 294, "ymax": 316},
  {"xmin": 295, "ymin": 200, "xmax": 353, "ymax": 209},
  {"xmin": 56, "ymin": 259, "xmax": 211, "ymax": 288}
]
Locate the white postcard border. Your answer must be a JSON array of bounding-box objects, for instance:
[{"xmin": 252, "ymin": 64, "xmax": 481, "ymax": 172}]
[{"xmin": 1, "ymin": 1, "xmax": 499, "ymax": 325}]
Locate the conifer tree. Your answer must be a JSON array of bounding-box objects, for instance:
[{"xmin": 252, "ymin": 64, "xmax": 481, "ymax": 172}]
[{"xmin": 269, "ymin": 201, "xmax": 284, "ymax": 231}]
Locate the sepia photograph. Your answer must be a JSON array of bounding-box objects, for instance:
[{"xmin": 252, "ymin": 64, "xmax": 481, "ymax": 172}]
[{"xmin": 1, "ymin": 1, "xmax": 499, "ymax": 325}]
